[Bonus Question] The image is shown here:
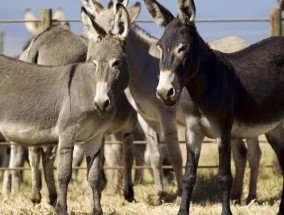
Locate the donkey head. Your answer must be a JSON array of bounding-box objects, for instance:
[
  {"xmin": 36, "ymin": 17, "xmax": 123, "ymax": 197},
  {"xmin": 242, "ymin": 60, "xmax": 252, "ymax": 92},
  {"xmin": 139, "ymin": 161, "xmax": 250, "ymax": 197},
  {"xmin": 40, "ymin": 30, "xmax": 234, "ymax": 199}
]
[
  {"xmin": 81, "ymin": 3, "xmax": 130, "ymax": 115},
  {"xmin": 144, "ymin": 0, "xmax": 198, "ymax": 106},
  {"xmin": 81, "ymin": 0, "xmax": 141, "ymax": 33}
]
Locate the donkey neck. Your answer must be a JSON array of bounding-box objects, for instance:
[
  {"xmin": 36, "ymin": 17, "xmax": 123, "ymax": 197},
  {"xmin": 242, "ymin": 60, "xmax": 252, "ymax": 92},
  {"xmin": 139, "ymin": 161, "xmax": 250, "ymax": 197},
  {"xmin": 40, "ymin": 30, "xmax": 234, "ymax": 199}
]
[
  {"xmin": 125, "ymin": 25, "xmax": 160, "ymax": 90},
  {"xmin": 126, "ymin": 25, "xmax": 157, "ymax": 60},
  {"xmin": 185, "ymin": 33, "xmax": 234, "ymax": 108}
]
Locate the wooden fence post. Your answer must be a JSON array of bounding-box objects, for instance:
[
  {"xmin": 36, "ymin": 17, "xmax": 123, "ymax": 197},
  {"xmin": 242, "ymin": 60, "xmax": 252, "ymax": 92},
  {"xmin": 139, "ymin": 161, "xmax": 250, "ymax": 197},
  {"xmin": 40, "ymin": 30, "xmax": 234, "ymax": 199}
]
[
  {"xmin": 270, "ymin": 8, "xmax": 282, "ymax": 36},
  {"xmin": 0, "ymin": 32, "xmax": 3, "ymax": 54},
  {"xmin": 39, "ymin": 8, "xmax": 52, "ymax": 33},
  {"xmin": 270, "ymin": 1, "xmax": 283, "ymax": 36}
]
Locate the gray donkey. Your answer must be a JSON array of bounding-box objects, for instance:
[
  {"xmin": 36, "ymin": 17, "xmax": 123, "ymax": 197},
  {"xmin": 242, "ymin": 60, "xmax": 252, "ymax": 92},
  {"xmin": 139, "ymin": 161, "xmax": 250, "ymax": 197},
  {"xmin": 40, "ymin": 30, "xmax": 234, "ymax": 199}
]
[
  {"xmin": 20, "ymin": 7, "xmax": 138, "ymax": 205},
  {"xmin": 0, "ymin": 4, "xmax": 130, "ymax": 215},
  {"xmin": 2, "ymin": 8, "xmax": 68, "ymax": 202}
]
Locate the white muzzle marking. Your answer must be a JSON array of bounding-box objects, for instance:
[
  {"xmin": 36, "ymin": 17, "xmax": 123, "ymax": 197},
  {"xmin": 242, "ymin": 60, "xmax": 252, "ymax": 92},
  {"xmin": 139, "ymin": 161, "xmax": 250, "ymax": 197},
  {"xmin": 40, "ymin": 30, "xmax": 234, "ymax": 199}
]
[
  {"xmin": 94, "ymin": 82, "xmax": 110, "ymax": 112},
  {"xmin": 156, "ymin": 70, "xmax": 176, "ymax": 100}
]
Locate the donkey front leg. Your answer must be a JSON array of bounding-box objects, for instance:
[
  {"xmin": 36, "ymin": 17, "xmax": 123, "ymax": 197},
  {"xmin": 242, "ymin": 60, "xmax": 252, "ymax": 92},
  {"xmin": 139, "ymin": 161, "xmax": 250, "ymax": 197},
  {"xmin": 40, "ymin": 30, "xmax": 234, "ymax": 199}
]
[
  {"xmin": 137, "ymin": 113, "xmax": 163, "ymax": 205},
  {"xmin": 42, "ymin": 145, "xmax": 58, "ymax": 206},
  {"xmin": 122, "ymin": 132, "xmax": 135, "ymax": 202},
  {"xmin": 160, "ymin": 113, "xmax": 183, "ymax": 203},
  {"xmin": 55, "ymin": 133, "xmax": 75, "ymax": 215},
  {"xmin": 85, "ymin": 135, "xmax": 104, "ymax": 215},
  {"xmin": 218, "ymin": 132, "xmax": 233, "ymax": 215},
  {"xmin": 178, "ymin": 120, "xmax": 204, "ymax": 215}
]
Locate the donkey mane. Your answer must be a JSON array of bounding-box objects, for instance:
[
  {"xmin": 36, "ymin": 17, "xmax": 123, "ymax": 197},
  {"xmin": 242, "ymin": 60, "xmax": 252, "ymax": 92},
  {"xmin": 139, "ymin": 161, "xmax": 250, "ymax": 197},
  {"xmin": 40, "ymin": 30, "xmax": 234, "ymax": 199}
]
[{"xmin": 131, "ymin": 24, "xmax": 157, "ymax": 44}]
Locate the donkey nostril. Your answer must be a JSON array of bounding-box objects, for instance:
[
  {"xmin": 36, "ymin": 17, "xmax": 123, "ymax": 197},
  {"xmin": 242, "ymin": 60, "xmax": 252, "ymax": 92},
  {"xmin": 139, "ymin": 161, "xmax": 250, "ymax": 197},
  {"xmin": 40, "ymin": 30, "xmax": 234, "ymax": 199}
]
[
  {"xmin": 103, "ymin": 99, "xmax": 110, "ymax": 110},
  {"xmin": 167, "ymin": 88, "xmax": 175, "ymax": 98}
]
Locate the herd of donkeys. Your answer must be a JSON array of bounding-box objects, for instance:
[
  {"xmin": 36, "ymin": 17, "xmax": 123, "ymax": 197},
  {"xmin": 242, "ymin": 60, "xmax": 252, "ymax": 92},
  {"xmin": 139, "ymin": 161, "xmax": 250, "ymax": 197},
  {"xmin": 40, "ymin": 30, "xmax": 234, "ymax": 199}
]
[{"xmin": 0, "ymin": 0, "xmax": 284, "ymax": 215}]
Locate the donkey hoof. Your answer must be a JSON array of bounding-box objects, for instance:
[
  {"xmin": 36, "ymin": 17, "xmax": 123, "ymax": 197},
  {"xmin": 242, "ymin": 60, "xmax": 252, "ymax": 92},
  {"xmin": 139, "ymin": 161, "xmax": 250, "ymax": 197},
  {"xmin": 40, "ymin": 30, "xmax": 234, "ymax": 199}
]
[
  {"xmin": 48, "ymin": 193, "xmax": 58, "ymax": 207},
  {"xmin": 246, "ymin": 196, "xmax": 257, "ymax": 205},
  {"xmin": 55, "ymin": 203, "xmax": 68, "ymax": 215},
  {"xmin": 124, "ymin": 186, "xmax": 135, "ymax": 202},
  {"xmin": 91, "ymin": 210, "xmax": 103, "ymax": 215},
  {"xmin": 30, "ymin": 193, "xmax": 41, "ymax": 204},
  {"xmin": 177, "ymin": 209, "xmax": 188, "ymax": 215}
]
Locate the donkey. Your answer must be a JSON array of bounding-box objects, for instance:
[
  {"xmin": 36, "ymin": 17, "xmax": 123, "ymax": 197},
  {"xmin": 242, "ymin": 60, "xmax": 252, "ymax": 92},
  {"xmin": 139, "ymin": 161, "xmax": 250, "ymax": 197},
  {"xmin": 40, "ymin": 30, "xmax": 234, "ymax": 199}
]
[
  {"xmin": 82, "ymin": 0, "xmax": 183, "ymax": 204},
  {"xmin": 186, "ymin": 36, "xmax": 262, "ymax": 204},
  {"xmin": 144, "ymin": 0, "xmax": 284, "ymax": 214},
  {"xmin": 21, "ymin": 12, "xmax": 139, "ymax": 205},
  {"xmin": 0, "ymin": 4, "xmax": 130, "ymax": 215},
  {"xmin": 1, "ymin": 7, "xmax": 68, "ymax": 199}
]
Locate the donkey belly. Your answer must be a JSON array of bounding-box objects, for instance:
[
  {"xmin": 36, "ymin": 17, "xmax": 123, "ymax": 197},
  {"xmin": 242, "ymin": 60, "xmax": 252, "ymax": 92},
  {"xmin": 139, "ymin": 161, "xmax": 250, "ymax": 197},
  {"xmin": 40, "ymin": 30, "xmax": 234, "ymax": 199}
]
[
  {"xmin": 231, "ymin": 121, "xmax": 280, "ymax": 138},
  {"xmin": 0, "ymin": 123, "xmax": 58, "ymax": 145}
]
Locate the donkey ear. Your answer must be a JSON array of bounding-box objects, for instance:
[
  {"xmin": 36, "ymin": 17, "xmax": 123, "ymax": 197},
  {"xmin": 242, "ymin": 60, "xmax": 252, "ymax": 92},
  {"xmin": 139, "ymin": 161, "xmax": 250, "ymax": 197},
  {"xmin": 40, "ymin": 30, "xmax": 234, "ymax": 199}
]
[
  {"xmin": 81, "ymin": 7, "xmax": 106, "ymax": 42},
  {"xmin": 128, "ymin": 2, "xmax": 141, "ymax": 23},
  {"xmin": 112, "ymin": 3, "xmax": 130, "ymax": 41},
  {"xmin": 178, "ymin": 0, "xmax": 196, "ymax": 24},
  {"xmin": 24, "ymin": 9, "xmax": 39, "ymax": 36},
  {"xmin": 144, "ymin": 0, "xmax": 174, "ymax": 27},
  {"xmin": 53, "ymin": 7, "xmax": 65, "ymax": 21},
  {"xmin": 113, "ymin": 0, "xmax": 129, "ymax": 8},
  {"xmin": 81, "ymin": 0, "xmax": 104, "ymax": 16},
  {"xmin": 108, "ymin": 1, "xmax": 114, "ymax": 9}
]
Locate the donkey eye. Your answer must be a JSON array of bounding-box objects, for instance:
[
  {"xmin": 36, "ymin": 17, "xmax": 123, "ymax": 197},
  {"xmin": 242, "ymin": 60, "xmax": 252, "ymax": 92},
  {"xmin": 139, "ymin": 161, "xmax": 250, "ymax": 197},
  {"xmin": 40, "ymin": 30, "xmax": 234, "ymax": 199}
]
[
  {"xmin": 177, "ymin": 44, "xmax": 189, "ymax": 53},
  {"xmin": 92, "ymin": 61, "xmax": 97, "ymax": 69},
  {"xmin": 112, "ymin": 59, "xmax": 122, "ymax": 67}
]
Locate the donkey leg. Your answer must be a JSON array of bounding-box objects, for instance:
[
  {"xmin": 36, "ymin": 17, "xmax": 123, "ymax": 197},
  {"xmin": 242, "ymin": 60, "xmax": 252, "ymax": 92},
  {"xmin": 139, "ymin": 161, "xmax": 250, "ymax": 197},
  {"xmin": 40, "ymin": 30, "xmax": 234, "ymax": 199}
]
[
  {"xmin": 265, "ymin": 124, "xmax": 284, "ymax": 215},
  {"xmin": 178, "ymin": 120, "xmax": 204, "ymax": 215},
  {"xmin": 71, "ymin": 144, "xmax": 85, "ymax": 181},
  {"xmin": 133, "ymin": 144, "xmax": 146, "ymax": 184},
  {"xmin": 246, "ymin": 137, "xmax": 261, "ymax": 204},
  {"xmin": 42, "ymin": 145, "xmax": 58, "ymax": 206},
  {"xmin": 28, "ymin": 146, "xmax": 42, "ymax": 204},
  {"xmin": 122, "ymin": 132, "xmax": 135, "ymax": 202},
  {"xmin": 10, "ymin": 144, "xmax": 25, "ymax": 194},
  {"xmin": 104, "ymin": 137, "xmax": 123, "ymax": 194},
  {"xmin": 55, "ymin": 133, "xmax": 74, "ymax": 215},
  {"xmin": 231, "ymin": 139, "xmax": 247, "ymax": 204},
  {"xmin": 85, "ymin": 136, "xmax": 103, "ymax": 215},
  {"xmin": 160, "ymin": 113, "xmax": 183, "ymax": 203},
  {"xmin": 218, "ymin": 132, "xmax": 233, "ymax": 215},
  {"xmin": 138, "ymin": 113, "xmax": 163, "ymax": 205},
  {"xmin": 2, "ymin": 145, "xmax": 11, "ymax": 195}
]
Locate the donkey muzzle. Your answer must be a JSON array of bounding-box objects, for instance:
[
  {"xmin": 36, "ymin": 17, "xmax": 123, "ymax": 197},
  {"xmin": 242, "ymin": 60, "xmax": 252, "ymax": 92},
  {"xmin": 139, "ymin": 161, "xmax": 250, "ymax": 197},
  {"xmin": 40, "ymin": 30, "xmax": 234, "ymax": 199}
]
[
  {"xmin": 94, "ymin": 83, "xmax": 112, "ymax": 115},
  {"xmin": 156, "ymin": 71, "xmax": 178, "ymax": 106}
]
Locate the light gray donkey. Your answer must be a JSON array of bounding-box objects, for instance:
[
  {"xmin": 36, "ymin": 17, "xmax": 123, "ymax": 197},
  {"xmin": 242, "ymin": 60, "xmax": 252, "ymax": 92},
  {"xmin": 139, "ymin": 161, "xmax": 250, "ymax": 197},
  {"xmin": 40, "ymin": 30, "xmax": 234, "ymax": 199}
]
[
  {"xmin": 82, "ymin": 0, "xmax": 183, "ymax": 205},
  {"xmin": 0, "ymin": 4, "xmax": 130, "ymax": 215},
  {"xmin": 20, "ymin": 8, "xmax": 139, "ymax": 205}
]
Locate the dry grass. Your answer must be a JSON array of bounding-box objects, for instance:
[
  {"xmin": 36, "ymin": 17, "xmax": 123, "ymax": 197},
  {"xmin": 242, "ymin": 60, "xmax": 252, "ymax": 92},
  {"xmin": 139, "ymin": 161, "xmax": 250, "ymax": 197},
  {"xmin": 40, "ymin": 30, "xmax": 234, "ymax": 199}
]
[{"xmin": 0, "ymin": 136, "xmax": 282, "ymax": 215}]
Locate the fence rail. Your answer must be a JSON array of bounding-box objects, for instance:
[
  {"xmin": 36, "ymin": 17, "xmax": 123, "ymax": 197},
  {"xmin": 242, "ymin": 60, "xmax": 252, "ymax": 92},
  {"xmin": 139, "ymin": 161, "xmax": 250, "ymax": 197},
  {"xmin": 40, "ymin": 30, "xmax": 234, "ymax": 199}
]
[
  {"xmin": 0, "ymin": 18, "xmax": 273, "ymax": 24},
  {"xmin": 0, "ymin": 139, "xmax": 274, "ymax": 171}
]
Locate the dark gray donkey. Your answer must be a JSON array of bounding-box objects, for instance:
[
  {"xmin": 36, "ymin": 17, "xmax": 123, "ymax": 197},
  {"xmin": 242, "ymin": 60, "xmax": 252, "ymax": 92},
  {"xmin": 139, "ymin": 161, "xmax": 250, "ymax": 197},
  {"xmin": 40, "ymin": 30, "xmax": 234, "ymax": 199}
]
[
  {"xmin": 144, "ymin": 0, "xmax": 284, "ymax": 215},
  {"xmin": 0, "ymin": 4, "xmax": 130, "ymax": 215}
]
